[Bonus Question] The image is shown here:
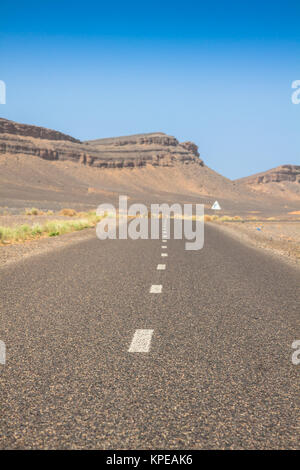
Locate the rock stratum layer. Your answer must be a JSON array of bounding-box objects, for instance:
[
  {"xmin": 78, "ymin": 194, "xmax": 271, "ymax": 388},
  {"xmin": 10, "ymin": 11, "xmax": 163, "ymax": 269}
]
[
  {"xmin": 236, "ymin": 165, "xmax": 300, "ymax": 185},
  {"xmin": 236, "ymin": 165, "xmax": 300, "ymax": 201},
  {"xmin": 0, "ymin": 117, "xmax": 80, "ymax": 143},
  {"xmin": 0, "ymin": 118, "xmax": 203, "ymax": 169}
]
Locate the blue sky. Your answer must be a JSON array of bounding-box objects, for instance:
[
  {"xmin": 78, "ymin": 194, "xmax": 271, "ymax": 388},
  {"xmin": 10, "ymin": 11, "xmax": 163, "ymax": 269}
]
[{"xmin": 1, "ymin": 0, "xmax": 300, "ymax": 179}]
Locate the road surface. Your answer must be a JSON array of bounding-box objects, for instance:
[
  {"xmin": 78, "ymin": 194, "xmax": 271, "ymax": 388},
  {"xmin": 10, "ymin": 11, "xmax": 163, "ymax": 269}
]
[{"xmin": 0, "ymin": 223, "xmax": 299, "ymax": 449}]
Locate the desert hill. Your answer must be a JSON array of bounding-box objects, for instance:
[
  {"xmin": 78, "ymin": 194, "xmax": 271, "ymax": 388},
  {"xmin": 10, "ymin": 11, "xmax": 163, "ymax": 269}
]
[
  {"xmin": 0, "ymin": 118, "xmax": 202, "ymax": 169},
  {"xmin": 0, "ymin": 118, "xmax": 298, "ymax": 215},
  {"xmin": 236, "ymin": 165, "xmax": 300, "ymax": 201}
]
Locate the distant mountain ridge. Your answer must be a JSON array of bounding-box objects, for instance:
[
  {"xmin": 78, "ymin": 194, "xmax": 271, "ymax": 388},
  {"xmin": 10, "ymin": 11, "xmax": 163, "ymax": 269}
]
[
  {"xmin": 236, "ymin": 165, "xmax": 300, "ymax": 200},
  {"xmin": 0, "ymin": 117, "xmax": 299, "ymax": 212},
  {"xmin": 0, "ymin": 118, "xmax": 203, "ymax": 169},
  {"xmin": 0, "ymin": 117, "xmax": 256, "ymax": 212},
  {"xmin": 236, "ymin": 165, "xmax": 300, "ymax": 185}
]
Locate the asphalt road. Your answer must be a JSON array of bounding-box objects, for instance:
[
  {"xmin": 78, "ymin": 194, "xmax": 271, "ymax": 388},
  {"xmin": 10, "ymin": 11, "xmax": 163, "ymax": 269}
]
[{"xmin": 0, "ymin": 223, "xmax": 299, "ymax": 449}]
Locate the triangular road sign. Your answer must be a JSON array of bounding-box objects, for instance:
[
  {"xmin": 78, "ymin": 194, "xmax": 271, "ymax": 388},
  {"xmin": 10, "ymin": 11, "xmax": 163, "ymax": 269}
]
[{"xmin": 211, "ymin": 201, "xmax": 221, "ymax": 210}]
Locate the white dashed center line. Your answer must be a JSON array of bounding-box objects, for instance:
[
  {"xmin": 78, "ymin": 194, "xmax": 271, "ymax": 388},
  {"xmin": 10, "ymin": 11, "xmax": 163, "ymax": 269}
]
[
  {"xmin": 150, "ymin": 284, "xmax": 162, "ymax": 293},
  {"xmin": 162, "ymin": 239, "xmax": 167, "ymax": 242},
  {"xmin": 157, "ymin": 264, "xmax": 166, "ymax": 270},
  {"xmin": 161, "ymin": 245, "xmax": 167, "ymax": 249},
  {"xmin": 128, "ymin": 329, "xmax": 154, "ymax": 352},
  {"xmin": 161, "ymin": 253, "xmax": 168, "ymax": 257}
]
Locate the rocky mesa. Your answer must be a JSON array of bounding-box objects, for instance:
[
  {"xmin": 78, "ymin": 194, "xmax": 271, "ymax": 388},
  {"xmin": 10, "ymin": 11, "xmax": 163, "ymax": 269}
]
[
  {"xmin": 236, "ymin": 165, "xmax": 300, "ymax": 185},
  {"xmin": 1, "ymin": 117, "xmax": 298, "ymax": 215},
  {"xmin": 236, "ymin": 165, "xmax": 300, "ymax": 200},
  {"xmin": 0, "ymin": 118, "xmax": 203, "ymax": 169}
]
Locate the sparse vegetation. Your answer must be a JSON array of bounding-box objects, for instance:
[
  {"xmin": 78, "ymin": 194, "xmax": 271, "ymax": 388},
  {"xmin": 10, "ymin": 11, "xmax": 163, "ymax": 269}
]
[
  {"xmin": 204, "ymin": 214, "xmax": 244, "ymax": 222},
  {"xmin": 59, "ymin": 208, "xmax": 78, "ymax": 217},
  {"xmin": 0, "ymin": 213, "xmax": 103, "ymax": 244},
  {"xmin": 147, "ymin": 211, "xmax": 163, "ymax": 219},
  {"xmin": 25, "ymin": 207, "xmax": 43, "ymax": 216}
]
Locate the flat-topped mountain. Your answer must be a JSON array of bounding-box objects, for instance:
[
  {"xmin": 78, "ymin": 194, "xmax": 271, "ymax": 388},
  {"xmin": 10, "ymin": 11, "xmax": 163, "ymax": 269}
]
[
  {"xmin": 236, "ymin": 165, "xmax": 300, "ymax": 200},
  {"xmin": 236, "ymin": 165, "xmax": 300, "ymax": 184},
  {"xmin": 0, "ymin": 117, "xmax": 252, "ymax": 212},
  {"xmin": 0, "ymin": 118, "xmax": 203, "ymax": 169},
  {"xmin": 0, "ymin": 117, "xmax": 298, "ymax": 214}
]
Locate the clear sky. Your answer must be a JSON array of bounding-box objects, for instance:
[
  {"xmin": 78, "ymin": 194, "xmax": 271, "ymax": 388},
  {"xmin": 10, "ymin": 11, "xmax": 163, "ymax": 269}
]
[{"xmin": 1, "ymin": 0, "xmax": 300, "ymax": 179}]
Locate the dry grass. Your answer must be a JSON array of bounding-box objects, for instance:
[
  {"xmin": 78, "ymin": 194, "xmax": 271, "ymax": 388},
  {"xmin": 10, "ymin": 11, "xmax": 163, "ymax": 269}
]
[
  {"xmin": 0, "ymin": 212, "xmax": 103, "ymax": 245},
  {"xmin": 25, "ymin": 207, "xmax": 45, "ymax": 216},
  {"xmin": 204, "ymin": 215, "xmax": 243, "ymax": 222},
  {"xmin": 147, "ymin": 211, "xmax": 163, "ymax": 219},
  {"xmin": 59, "ymin": 208, "xmax": 78, "ymax": 217}
]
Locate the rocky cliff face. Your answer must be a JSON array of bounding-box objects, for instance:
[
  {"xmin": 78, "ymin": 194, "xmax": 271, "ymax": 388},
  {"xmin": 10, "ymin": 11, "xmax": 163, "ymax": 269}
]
[
  {"xmin": 235, "ymin": 164, "xmax": 300, "ymax": 201},
  {"xmin": 0, "ymin": 118, "xmax": 203, "ymax": 169},
  {"xmin": 0, "ymin": 118, "xmax": 80, "ymax": 143},
  {"xmin": 86, "ymin": 133, "xmax": 179, "ymax": 147},
  {"xmin": 236, "ymin": 165, "xmax": 300, "ymax": 185}
]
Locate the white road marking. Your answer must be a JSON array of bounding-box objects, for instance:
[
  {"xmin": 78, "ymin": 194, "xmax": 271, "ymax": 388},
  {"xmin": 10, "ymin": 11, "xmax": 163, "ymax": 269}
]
[
  {"xmin": 157, "ymin": 264, "xmax": 166, "ymax": 270},
  {"xmin": 162, "ymin": 239, "xmax": 167, "ymax": 242},
  {"xmin": 161, "ymin": 253, "xmax": 168, "ymax": 257},
  {"xmin": 161, "ymin": 245, "xmax": 167, "ymax": 249},
  {"xmin": 128, "ymin": 329, "xmax": 154, "ymax": 352},
  {"xmin": 150, "ymin": 284, "xmax": 162, "ymax": 293}
]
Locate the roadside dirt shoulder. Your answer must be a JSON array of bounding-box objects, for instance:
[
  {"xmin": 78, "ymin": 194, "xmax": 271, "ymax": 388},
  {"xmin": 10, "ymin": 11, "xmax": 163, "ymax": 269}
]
[
  {"xmin": 0, "ymin": 228, "xmax": 97, "ymax": 268},
  {"xmin": 211, "ymin": 220, "xmax": 300, "ymax": 269}
]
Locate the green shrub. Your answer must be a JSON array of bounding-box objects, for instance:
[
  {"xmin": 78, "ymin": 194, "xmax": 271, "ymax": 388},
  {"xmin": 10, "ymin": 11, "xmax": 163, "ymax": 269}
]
[{"xmin": 31, "ymin": 224, "xmax": 43, "ymax": 236}]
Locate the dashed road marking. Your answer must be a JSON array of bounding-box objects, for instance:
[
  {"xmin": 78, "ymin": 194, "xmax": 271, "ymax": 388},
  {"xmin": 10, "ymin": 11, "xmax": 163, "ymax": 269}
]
[
  {"xmin": 128, "ymin": 329, "xmax": 154, "ymax": 352},
  {"xmin": 157, "ymin": 264, "xmax": 166, "ymax": 270},
  {"xmin": 162, "ymin": 239, "xmax": 167, "ymax": 242},
  {"xmin": 161, "ymin": 245, "xmax": 167, "ymax": 249},
  {"xmin": 161, "ymin": 253, "xmax": 168, "ymax": 257},
  {"xmin": 150, "ymin": 284, "xmax": 162, "ymax": 293}
]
